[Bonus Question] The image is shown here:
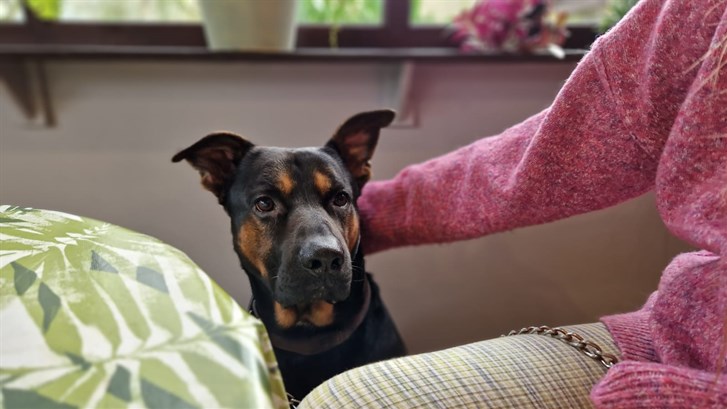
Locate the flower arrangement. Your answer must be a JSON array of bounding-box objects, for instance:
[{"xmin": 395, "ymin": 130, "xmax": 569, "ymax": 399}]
[{"xmin": 451, "ymin": 0, "xmax": 569, "ymax": 57}]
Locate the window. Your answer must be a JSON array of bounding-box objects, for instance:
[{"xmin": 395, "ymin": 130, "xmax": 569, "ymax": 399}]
[
  {"xmin": 552, "ymin": 0, "xmax": 609, "ymax": 24},
  {"xmin": 410, "ymin": 0, "xmax": 478, "ymax": 25},
  {"xmin": 0, "ymin": 0, "xmax": 203, "ymax": 22},
  {"xmin": 0, "ymin": 0, "xmax": 23, "ymax": 22},
  {"xmin": 300, "ymin": 0, "xmax": 383, "ymax": 25},
  {"xmin": 0, "ymin": 0, "xmax": 385, "ymax": 24},
  {"xmin": 55, "ymin": 0, "xmax": 200, "ymax": 23},
  {"xmin": 0, "ymin": 0, "xmax": 601, "ymax": 50}
]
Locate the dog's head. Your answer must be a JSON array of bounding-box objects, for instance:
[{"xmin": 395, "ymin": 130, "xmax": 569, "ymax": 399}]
[{"xmin": 173, "ymin": 110, "xmax": 394, "ymax": 331}]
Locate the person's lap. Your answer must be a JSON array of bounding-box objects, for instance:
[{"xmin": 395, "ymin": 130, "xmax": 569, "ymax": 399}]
[{"xmin": 299, "ymin": 322, "xmax": 619, "ymax": 409}]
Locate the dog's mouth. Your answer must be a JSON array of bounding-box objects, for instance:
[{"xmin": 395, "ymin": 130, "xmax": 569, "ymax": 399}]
[{"xmin": 274, "ymin": 299, "xmax": 336, "ymax": 328}]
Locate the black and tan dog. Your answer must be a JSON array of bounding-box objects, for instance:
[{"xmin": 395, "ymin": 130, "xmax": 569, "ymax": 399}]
[{"xmin": 172, "ymin": 110, "xmax": 406, "ymax": 399}]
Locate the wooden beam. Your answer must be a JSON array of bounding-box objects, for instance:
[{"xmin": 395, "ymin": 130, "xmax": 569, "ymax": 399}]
[
  {"xmin": 0, "ymin": 60, "xmax": 36, "ymax": 119},
  {"xmin": 0, "ymin": 59, "xmax": 56, "ymax": 127}
]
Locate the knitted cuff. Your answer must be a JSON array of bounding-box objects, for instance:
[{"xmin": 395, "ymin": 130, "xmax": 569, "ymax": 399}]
[
  {"xmin": 591, "ymin": 361, "xmax": 727, "ymax": 409},
  {"xmin": 358, "ymin": 180, "xmax": 410, "ymax": 255},
  {"xmin": 600, "ymin": 292, "xmax": 659, "ymax": 362}
]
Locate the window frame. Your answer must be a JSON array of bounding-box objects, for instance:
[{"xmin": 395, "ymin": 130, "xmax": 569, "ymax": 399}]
[{"xmin": 0, "ymin": 1, "xmax": 597, "ymax": 50}]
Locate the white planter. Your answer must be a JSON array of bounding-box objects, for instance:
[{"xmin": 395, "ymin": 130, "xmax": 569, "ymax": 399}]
[{"xmin": 198, "ymin": 0, "xmax": 299, "ymax": 52}]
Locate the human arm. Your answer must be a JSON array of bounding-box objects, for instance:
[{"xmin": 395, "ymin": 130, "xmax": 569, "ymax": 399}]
[{"xmin": 359, "ymin": 0, "xmax": 713, "ymax": 254}]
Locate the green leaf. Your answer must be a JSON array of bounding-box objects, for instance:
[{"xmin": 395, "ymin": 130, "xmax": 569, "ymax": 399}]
[
  {"xmin": 187, "ymin": 312, "xmax": 244, "ymax": 362},
  {"xmin": 4, "ymin": 206, "xmax": 34, "ymax": 214},
  {"xmin": 90, "ymin": 250, "xmax": 118, "ymax": 274},
  {"xmin": 38, "ymin": 282, "xmax": 61, "ymax": 333},
  {"xmin": 140, "ymin": 379, "xmax": 197, "ymax": 409},
  {"xmin": 36, "ymin": 367, "xmax": 106, "ymax": 408},
  {"xmin": 106, "ymin": 365, "xmax": 132, "ymax": 402},
  {"xmin": 181, "ymin": 351, "xmax": 257, "ymax": 409},
  {"xmin": 187, "ymin": 311, "xmax": 215, "ymax": 332},
  {"xmin": 212, "ymin": 334, "xmax": 245, "ymax": 362},
  {"xmin": 12, "ymin": 262, "xmax": 37, "ymax": 295},
  {"xmin": 65, "ymin": 353, "xmax": 91, "ymax": 371},
  {"xmin": 2, "ymin": 388, "xmax": 76, "ymax": 409},
  {"xmin": 87, "ymin": 270, "xmax": 151, "ymax": 342},
  {"xmin": 25, "ymin": 0, "xmax": 62, "ymax": 20},
  {"xmin": 136, "ymin": 266, "xmax": 169, "ymax": 293}
]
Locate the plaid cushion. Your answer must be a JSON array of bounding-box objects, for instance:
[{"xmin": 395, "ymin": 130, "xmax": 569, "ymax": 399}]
[{"xmin": 299, "ymin": 322, "xmax": 618, "ymax": 408}]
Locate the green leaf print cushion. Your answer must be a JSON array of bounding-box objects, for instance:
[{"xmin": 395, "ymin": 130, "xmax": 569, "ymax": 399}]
[{"xmin": 0, "ymin": 206, "xmax": 287, "ymax": 409}]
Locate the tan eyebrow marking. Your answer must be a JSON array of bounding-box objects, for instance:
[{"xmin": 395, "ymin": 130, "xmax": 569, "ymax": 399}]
[
  {"xmin": 277, "ymin": 171, "xmax": 295, "ymax": 196},
  {"xmin": 313, "ymin": 170, "xmax": 332, "ymax": 196}
]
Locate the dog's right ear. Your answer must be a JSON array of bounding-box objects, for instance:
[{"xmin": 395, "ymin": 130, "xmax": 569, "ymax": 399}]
[{"xmin": 172, "ymin": 132, "xmax": 253, "ymax": 204}]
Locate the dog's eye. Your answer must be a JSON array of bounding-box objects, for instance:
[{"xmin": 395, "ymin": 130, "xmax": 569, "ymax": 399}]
[
  {"xmin": 254, "ymin": 197, "xmax": 275, "ymax": 213},
  {"xmin": 332, "ymin": 191, "xmax": 350, "ymax": 207}
]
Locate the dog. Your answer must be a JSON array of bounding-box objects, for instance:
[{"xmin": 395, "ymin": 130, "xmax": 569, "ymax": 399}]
[{"xmin": 172, "ymin": 110, "xmax": 406, "ymax": 399}]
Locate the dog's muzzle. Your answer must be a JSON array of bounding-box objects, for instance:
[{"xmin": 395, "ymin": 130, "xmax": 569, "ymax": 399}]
[{"xmin": 275, "ymin": 235, "xmax": 352, "ymax": 307}]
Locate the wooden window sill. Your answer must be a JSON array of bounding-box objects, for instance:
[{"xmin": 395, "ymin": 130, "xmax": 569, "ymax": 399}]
[
  {"xmin": 0, "ymin": 44, "xmax": 587, "ymax": 63},
  {"xmin": 0, "ymin": 44, "xmax": 586, "ymax": 128}
]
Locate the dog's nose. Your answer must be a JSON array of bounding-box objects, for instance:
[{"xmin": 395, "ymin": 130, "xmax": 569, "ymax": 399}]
[
  {"xmin": 301, "ymin": 245, "xmax": 344, "ymax": 274},
  {"xmin": 288, "ymin": 236, "xmax": 351, "ymax": 303}
]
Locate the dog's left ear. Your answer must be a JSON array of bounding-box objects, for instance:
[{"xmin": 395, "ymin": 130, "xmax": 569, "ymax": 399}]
[{"xmin": 326, "ymin": 109, "xmax": 395, "ymax": 189}]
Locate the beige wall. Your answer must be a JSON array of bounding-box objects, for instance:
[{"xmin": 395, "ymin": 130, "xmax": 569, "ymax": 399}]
[{"xmin": 0, "ymin": 60, "xmax": 691, "ymax": 353}]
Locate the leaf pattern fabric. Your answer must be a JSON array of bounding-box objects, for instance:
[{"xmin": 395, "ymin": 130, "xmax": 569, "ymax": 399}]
[{"xmin": 0, "ymin": 205, "xmax": 287, "ymax": 409}]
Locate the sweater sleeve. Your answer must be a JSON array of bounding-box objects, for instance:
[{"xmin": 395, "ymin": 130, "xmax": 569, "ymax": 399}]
[
  {"xmin": 358, "ymin": 0, "xmax": 710, "ymax": 254},
  {"xmin": 590, "ymin": 361, "xmax": 727, "ymax": 409}
]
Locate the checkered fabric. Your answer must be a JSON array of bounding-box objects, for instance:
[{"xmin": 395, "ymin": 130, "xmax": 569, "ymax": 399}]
[{"xmin": 299, "ymin": 323, "xmax": 619, "ymax": 409}]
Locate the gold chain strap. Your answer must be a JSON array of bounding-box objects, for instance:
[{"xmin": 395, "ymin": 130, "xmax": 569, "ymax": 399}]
[
  {"xmin": 287, "ymin": 392, "xmax": 301, "ymax": 408},
  {"xmin": 503, "ymin": 325, "xmax": 619, "ymax": 369}
]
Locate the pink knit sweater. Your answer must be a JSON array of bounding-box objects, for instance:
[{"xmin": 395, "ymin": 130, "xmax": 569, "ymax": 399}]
[{"xmin": 358, "ymin": 0, "xmax": 727, "ymax": 407}]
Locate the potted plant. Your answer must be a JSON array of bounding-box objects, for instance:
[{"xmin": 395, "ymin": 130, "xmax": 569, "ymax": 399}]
[{"xmin": 197, "ymin": 0, "xmax": 299, "ymax": 52}]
